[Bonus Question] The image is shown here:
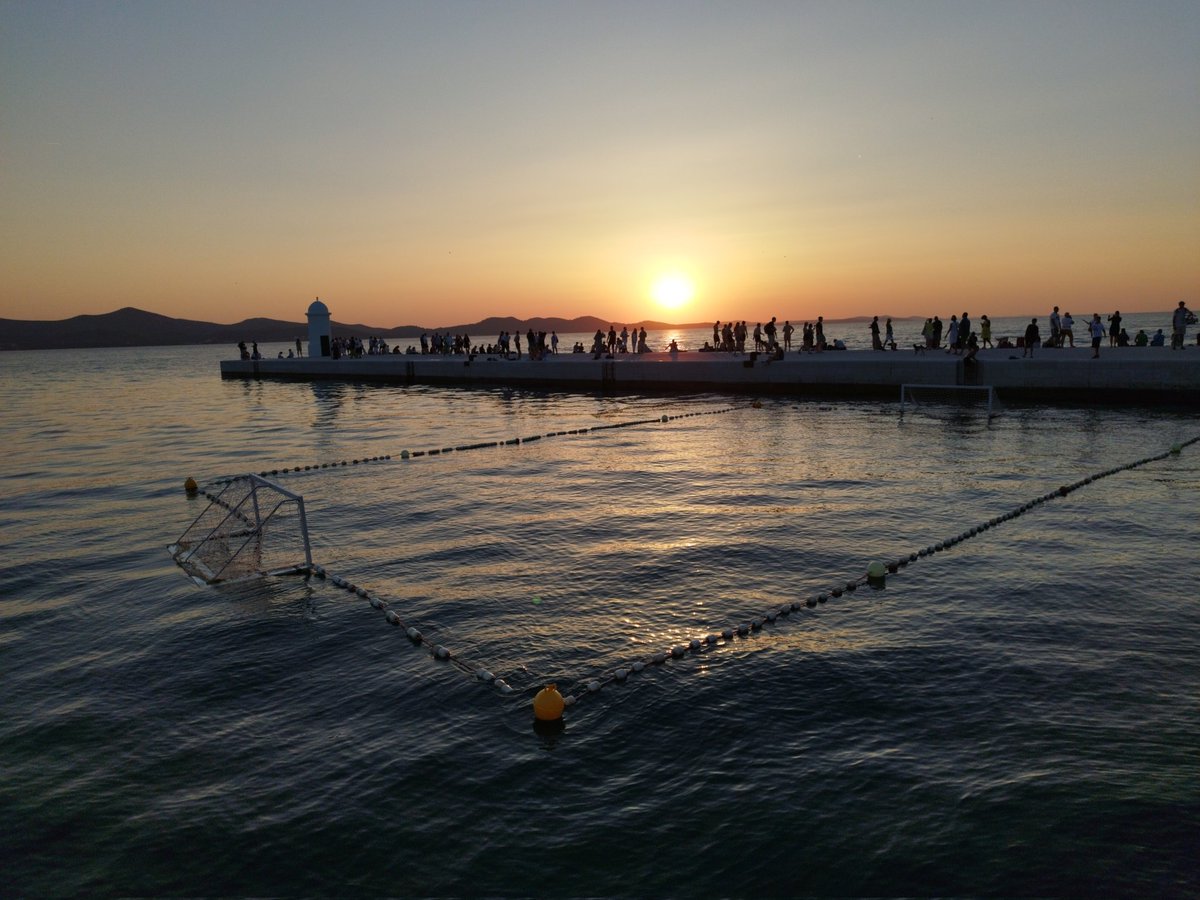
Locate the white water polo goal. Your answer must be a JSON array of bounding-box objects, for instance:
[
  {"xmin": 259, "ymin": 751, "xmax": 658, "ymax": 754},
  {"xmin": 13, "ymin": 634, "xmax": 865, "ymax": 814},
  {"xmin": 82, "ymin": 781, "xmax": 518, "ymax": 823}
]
[{"xmin": 169, "ymin": 474, "xmax": 312, "ymax": 584}]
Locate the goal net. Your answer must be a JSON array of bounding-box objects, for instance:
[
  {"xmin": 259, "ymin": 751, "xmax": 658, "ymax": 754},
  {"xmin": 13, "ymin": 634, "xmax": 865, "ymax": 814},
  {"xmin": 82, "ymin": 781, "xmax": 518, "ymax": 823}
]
[
  {"xmin": 900, "ymin": 383, "xmax": 996, "ymax": 419},
  {"xmin": 169, "ymin": 475, "xmax": 313, "ymax": 584}
]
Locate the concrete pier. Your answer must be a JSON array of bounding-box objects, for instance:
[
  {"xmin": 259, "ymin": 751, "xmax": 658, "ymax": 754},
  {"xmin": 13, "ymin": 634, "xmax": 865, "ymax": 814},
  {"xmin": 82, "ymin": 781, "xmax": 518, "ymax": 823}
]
[{"xmin": 221, "ymin": 346, "xmax": 1200, "ymax": 401}]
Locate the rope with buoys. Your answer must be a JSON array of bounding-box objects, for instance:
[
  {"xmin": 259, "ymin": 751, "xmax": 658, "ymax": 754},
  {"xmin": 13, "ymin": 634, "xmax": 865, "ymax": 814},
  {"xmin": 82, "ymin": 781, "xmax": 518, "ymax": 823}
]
[
  {"xmin": 191, "ymin": 405, "xmax": 740, "ymax": 494},
  {"xmin": 543, "ymin": 436, "xmax": 1200, "ymax": 716},
  {"xmin": 305, "ymin": 563, "xmax": 517, "ymax": 694},
  {"xmin": 314, "ymin": 434, "xmax": 1197, "ymax": 717}
]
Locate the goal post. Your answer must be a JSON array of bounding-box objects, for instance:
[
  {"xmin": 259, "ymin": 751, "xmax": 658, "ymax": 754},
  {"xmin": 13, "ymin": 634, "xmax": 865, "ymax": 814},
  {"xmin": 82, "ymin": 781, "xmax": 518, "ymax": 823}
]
[
  {"xmin": 900, "ymin": 383, "xmax": 995, "ymax": 418},
  {"xmin": 169, "ymin": 474, "xmax": 313, "ymax": 584}
]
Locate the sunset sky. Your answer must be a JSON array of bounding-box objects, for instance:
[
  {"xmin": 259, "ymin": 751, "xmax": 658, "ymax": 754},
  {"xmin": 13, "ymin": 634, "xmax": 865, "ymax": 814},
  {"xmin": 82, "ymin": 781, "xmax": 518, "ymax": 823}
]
[{"xmin": 2, "ymin": 1, "xmax": 1198, "ymax": 327}]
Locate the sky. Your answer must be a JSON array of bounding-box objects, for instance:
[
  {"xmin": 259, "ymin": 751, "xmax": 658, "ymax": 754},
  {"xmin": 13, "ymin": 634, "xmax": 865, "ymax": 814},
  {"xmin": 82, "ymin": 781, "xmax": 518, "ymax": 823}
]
[{"xmin": 2, "ymin": 1, "xmax": 1198, "ymax": 327}]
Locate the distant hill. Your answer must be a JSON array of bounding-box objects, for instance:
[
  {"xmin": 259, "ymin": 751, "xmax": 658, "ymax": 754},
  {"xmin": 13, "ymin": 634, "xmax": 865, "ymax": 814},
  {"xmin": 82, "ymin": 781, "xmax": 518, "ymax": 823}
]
[{"xmin": 0, "ymin": 307, "xmax": 914, "ymax": 351}]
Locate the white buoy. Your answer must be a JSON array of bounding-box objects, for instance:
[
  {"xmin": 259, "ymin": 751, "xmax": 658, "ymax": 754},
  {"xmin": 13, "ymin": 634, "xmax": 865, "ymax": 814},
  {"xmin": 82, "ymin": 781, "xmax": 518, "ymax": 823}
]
[
  {"xmin": 588, "ymin": 680, "xmax": 601, "ymax": 692},
  {"xmin": 405, "ymin": 627, "xmax": 422, "ymax": 642},
  {"xmin": 385, "ymin": 610, "xmax": 400, "ymax": 625},
  {"xmin": 632, "ymin": 661, "xmax": 646, "ymax": 672},
  {"xmin": 476, "ymin": 669, "xmax": 494, "ymax": 683}
]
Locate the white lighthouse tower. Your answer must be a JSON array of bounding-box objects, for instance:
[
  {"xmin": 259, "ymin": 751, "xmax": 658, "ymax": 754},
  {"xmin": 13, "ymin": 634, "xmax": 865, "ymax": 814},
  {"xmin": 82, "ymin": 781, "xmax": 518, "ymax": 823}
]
[{"xmin": 307, "ymin": 297, "xmax": 332, "ymax": 358}]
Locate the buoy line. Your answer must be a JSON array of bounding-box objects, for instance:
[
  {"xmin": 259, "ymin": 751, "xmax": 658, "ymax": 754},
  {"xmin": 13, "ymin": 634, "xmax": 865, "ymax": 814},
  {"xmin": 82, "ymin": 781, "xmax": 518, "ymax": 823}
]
[
  {"xmin": 306, "ymin": 436, "xmax": 1197, "ymax": 716},
  {"xmin": 550, "ymin": 436, "xmax": 1200, "ymax": 713},
  {"xmin": 195, "ymin": 406, "xmax": 740, "ymax": 494},
  {"xmin": 306, "ymin": 563, "xmax": 518, "ymax": 693}
]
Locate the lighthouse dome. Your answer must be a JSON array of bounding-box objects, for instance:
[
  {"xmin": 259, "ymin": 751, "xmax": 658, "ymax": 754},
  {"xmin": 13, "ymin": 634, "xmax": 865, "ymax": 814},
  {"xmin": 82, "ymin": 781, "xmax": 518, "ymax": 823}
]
[{"xmin": 307, "ymin": 298, "xmax": 329, "ymax": 316}]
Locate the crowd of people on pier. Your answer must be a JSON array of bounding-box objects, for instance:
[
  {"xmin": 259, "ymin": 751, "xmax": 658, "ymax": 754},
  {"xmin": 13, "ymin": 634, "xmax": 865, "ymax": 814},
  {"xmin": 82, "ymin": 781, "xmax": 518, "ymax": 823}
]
[
  {"xmin": 239, "ymin": 301, "xmax": 1194, "ymax": 362},
  {"xmin": 702, "ymin": 317, "xmax": 847, "ymax": 354}
]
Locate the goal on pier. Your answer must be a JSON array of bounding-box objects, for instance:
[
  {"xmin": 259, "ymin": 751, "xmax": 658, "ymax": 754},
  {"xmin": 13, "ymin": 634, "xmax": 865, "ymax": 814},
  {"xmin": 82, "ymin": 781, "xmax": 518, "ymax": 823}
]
[
  {"xmin": 900, "ymin": 383, "xmax": 996, "ymax": 419},
  {"xmin": 169, "ymin": 474, "xmax": 312, "ymax": 585}
]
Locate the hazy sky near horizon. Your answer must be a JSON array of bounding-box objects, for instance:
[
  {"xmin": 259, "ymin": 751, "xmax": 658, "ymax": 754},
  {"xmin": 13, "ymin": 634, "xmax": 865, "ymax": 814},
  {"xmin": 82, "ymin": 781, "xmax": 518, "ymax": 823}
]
[{"xmin": 2, "ymin": 1, "xmax": 1198, "ymax": 327}]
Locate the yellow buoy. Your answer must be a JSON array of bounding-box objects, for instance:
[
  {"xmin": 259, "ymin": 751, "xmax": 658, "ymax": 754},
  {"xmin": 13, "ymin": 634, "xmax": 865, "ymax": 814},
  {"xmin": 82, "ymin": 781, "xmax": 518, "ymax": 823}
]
[
  {"xmin": 866, "ymin": 561, "xmax": 886, "ymax": 579},
  {"xmin": 533, "ymin": 683, "xmax": 565, "ymax": 721},
  {"xmin": 184, "ymin": 477, "xmax": 198, "ymax": 495}
]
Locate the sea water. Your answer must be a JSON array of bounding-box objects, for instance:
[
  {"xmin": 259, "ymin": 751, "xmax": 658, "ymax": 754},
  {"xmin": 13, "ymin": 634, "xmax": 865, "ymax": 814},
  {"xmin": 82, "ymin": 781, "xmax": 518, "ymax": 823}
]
[{"xmin": 1, "ymin": 345, "xmax": 1197, "ymax": 896}]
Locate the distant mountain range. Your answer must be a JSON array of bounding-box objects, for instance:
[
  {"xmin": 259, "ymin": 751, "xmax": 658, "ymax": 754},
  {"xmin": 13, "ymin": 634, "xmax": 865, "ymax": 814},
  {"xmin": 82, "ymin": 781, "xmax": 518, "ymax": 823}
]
[{"xmin": 0, "ymin": 307, "xmax": 903, "ymax": 351}]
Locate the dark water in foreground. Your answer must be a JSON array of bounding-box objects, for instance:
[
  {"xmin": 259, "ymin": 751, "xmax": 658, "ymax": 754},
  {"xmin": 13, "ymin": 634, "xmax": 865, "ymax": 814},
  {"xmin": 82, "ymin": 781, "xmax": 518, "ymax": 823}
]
[{"xmin": 2, "ymin": 346, "xmax": 1198, "ymax": 896}]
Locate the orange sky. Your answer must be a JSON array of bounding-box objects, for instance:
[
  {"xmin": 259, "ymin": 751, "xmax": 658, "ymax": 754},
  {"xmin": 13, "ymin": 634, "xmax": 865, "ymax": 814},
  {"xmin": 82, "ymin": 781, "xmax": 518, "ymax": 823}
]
[{"xmin": 2, "ymin": 2, "xmax": 1198, "ymax": 327}]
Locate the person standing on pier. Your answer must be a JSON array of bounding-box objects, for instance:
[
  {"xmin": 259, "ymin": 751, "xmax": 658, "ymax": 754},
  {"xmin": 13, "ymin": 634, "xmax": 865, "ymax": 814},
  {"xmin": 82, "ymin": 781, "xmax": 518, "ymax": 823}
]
[
  {"xmin": 1107, "ymin": 310, "xmax": 1122, "ymax": 347},
  {"xmin": 1172, "ymin": 301, "xmax": 1191, "ymax": 350},
  {"xmin": 1060, "ymin": 312, "xmax": 1075, "ymax": 347},
  {"xmin": 783, "ymin": 321, "xmax": 794, "ymax": 351},
  {"xmin": 870, "ymin": 316, "xmax": 883, "ymax": 351},
  {"xmin": 1049, "ymin": 306, "xmax": 1061, "ymax": 348},
  {"xmin": 816, "ymin": 316, "xmax": 826, "ymax": 351},
  {"xmin": 1089, "ymin": 313, "xmax": 1105, "ymax": 358},
  {"xmin": 979, "ymin": 315, "xmax": 992, "ymax": 348},
  {"xmin": 1022, "ymin": 319, "xmax": 1040, "ymax": 357}
]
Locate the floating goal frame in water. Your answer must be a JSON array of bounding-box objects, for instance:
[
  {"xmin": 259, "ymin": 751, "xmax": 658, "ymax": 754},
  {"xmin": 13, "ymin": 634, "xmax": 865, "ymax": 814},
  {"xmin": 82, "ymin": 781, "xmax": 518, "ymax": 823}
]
[{"xmin": 169, "ymin": 474, "xmax": 313, "ymax": 585}]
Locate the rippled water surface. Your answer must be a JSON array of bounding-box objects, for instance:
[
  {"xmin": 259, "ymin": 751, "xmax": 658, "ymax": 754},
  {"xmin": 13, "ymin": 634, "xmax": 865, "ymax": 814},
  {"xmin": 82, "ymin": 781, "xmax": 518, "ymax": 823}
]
[{"xmin": 2, "ymin": 345, "xmax": 1198, "ymax": 897}]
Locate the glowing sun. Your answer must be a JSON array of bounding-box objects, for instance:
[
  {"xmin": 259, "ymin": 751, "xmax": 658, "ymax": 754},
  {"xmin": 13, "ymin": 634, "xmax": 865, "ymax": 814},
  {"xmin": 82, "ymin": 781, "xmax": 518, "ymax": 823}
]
[{"xmin": 650, "ymin": 274, "xmax": 695, "ymax": 311}]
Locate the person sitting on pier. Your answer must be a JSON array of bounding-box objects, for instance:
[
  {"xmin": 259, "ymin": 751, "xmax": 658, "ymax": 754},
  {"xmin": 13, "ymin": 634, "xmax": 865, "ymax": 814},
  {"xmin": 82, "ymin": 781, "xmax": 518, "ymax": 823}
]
[
  {"xmin": 1134, "ymin": 329, "xmax": 1148, "ymax": 347},
  {"xmin": 1150, "ymin": 329, "xmax": 1165, "ymax": 347},
  {"xmin": 963, "ymin": 331, "xmax": 980, "ymax": 365}
]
